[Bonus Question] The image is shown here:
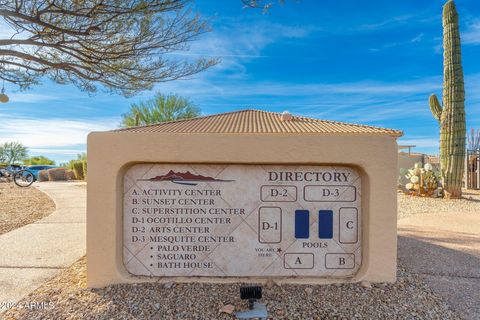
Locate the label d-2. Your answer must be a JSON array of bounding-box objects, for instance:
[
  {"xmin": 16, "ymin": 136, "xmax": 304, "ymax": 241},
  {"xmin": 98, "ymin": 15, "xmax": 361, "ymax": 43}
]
[{"xmin": 271, "ymin": 188, "xmax": 288, "ymax": 197}]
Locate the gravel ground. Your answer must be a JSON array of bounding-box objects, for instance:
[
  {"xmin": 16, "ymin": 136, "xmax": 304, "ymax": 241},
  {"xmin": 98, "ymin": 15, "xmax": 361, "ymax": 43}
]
[
  {"xmin": 2, "ymin": 257, "xmax": 458, "ymax": 320},
  {"xmin": 0, "ymin": 186, "xmax": 469, "ymax": 319},
  {"xmin": 0, "ymin": 183, "xmax": 56, "ymax": 235},
  {"xmin": 398, "ymin": 189, "xmax": 480, "ymax": 219}
]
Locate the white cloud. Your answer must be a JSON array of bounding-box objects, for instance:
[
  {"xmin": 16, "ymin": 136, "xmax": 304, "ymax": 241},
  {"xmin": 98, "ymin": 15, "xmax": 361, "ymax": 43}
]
[
  {"xmin": 0, "ymin": 117, "xmax": 118, "ymax": 148},
  {"xmin": 246, "ymin": 78, "xmax": 441, "ymax": 96},
  {"xmin": 398, "ymin": 137, "xmax": 439, "ymax": 149},
  {"xmin": 29, "ymin": 148, "xmax": 84, "ymax": 155},
  {"xmin": 410, "ymin": 33, "xmax": 424, "ymax": 43},
  {"xmin": 397, "ymin": 137, "xmax": 440, "ymax": 156},
  {"xmin": 7, "ymin": 93, "xmax": 60, "ymax": 103},
  {"xmin": 463, "ymin": 19, "xmax": 480, "ymax": 45},
  {"xmin": 156, "ymin": 74, "xmax": 443, "ymax": 101},
  {"xmin": 210, "ymin": 20, "xmax": 312, "ymax": 55},
  {"xmin": 151, "ymin": 72, "xmax": 451, "ymax": 132},
  {"xmin": 356, "ymin": 14, "xmax": 414, "ymax": 32},
  {"xmin": 154, "ymin": 72, "xmax": 480, "ymax": 136},
  {"xmin": 369, "ymin": 32, "xmax": 427, "ymax": 52},
  {"xmin": 169, "ymin": 19, "xmax": 315, "ymax": 77}
]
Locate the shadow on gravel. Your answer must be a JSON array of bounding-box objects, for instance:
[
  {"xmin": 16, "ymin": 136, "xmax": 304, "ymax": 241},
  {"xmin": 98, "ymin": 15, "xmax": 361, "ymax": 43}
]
[
  {"xmin": 400, "ymin": 230, "xmax": 479, "ymax": 247},
  {"xmin": 398, "ymin": 231, "xmax": 480, "ymax": 320},
  {"xmin": 460, "ymin": 198, "xmax": 480, "ymax": 203}
]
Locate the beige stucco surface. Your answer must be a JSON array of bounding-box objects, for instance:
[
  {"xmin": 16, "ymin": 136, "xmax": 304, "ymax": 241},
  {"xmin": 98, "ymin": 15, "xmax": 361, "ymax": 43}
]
[{"xmin": 87, "ymin": 132, "xmax": 398, "ymax": 288}]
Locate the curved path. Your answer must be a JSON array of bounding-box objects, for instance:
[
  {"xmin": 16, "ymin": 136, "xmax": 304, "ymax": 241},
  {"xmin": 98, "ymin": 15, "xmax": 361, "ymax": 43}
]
[{"xmin": 0, "ymin": 182, "xmax": 86, "ymax": 311}]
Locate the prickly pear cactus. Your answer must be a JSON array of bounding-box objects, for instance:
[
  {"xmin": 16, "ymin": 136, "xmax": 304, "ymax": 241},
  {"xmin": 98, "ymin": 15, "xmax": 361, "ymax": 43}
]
[{"xmin": 429, "ymin": 0, "xmax": 466, "ymax": 199}]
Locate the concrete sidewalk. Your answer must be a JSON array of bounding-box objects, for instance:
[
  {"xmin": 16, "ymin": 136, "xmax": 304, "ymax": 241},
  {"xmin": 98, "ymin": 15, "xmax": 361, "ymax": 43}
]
[
  {"xmin": 398, "ymin": 212, "xmax": 480, "ymax": 320},
  {"xmin": 0, "ymin": 182, "xmax": 86, "ymax": 310}
]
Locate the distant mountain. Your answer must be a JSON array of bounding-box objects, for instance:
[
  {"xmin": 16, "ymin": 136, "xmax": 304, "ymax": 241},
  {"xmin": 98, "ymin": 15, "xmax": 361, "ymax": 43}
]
[{"xmin": 138, "ymin": 170, "xmax": 234, "ymax": 185}]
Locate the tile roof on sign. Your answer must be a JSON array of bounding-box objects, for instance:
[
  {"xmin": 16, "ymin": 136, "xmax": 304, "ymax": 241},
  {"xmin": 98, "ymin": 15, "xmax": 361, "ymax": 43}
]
[{"xmin": 113, "ymin": 109, "xmax": 403, "ymax": 137}]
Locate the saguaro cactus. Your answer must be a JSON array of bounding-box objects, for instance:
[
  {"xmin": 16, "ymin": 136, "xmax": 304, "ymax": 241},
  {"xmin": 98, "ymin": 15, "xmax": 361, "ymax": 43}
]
[{"xmin": 429, "ymin": 0, "xmax": 466, "ymax": 199}]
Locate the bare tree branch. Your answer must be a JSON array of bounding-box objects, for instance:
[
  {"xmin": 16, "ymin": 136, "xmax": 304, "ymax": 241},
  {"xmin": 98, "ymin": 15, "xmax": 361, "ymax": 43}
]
[{"xmin": 0, "ymin": 0, "xmax": 218, "ymax": 96}]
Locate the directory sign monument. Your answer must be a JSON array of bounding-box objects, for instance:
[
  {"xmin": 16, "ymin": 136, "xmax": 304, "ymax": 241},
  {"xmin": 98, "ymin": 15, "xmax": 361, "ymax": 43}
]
[{"xmin": 123, "ymin": 164, "xmax": 361, "ymax": 278}]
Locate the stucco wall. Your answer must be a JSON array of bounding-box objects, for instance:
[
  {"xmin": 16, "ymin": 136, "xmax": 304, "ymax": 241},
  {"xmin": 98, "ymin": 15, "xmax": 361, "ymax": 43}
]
[
  {"xmin": 87, "ymin": 132, "xmax": 399, "ymax": 288},
  {"xmin": 398, "ymin": 153, "xmax": 425, "ymax": 185}
]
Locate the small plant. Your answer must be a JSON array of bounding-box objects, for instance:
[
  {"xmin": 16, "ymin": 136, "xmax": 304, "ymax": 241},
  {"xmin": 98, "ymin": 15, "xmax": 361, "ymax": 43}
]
[
  {"xmin": 403, "ymin": 163, "xmax": 443, "ymax": 197},
  {"xmin": 62, "ymin": 153, "xmax": 87, "ymax": 181},
  {"xmin": 82, "ymin": 160, "xmax": 87, "ymax": 181},
  {"xmin": 72, "ymin": 161, "xmax": 85, "ymax": 180}
]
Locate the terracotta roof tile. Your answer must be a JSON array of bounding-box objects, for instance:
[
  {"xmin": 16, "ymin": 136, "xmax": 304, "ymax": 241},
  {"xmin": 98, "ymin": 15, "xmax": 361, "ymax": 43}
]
[{"xmin": 113, "ymin": 109, "xmax": 403, "ymax": 137}]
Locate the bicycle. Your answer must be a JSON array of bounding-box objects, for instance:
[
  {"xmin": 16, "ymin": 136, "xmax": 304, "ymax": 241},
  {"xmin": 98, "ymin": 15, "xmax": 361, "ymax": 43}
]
[{"xmin": 0, "ymin": 165, "xmax": 35, "ymax": 187}]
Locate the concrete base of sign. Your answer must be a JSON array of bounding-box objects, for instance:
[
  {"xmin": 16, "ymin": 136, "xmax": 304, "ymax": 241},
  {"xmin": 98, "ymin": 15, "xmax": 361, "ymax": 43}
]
[{"xmin": 87, "ymin": 133, "xmax": 398, "ymax": 288}]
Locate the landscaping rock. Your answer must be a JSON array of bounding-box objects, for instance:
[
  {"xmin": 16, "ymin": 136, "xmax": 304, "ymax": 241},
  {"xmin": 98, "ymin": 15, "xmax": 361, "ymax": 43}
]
[{"xmin": 1, "ymin": 258, "xmax": 459, "ymax": 320}]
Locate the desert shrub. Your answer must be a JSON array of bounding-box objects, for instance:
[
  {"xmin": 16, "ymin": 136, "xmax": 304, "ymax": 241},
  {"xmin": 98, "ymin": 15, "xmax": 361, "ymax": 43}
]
[
  {"xmin": 47, "ymin": 168, "xmax": 67, "ymax": 181},
  {"xmin": 66, "ymin": 170, "xmax": 76, "ymax": 180},
  {"xmin": 61, "ymin": 153, "xmax": 87, "ymax": 180},
  {"xmin": 72, "ymin": 161, "xmax": 85, "ymax": 180},
  {"xmin": 82, "ymin": 160, "xmax": 87, "ymax": 180},
  {"xmin": 38, "ymin": 170, "xmax": 49, "ymax": 181}
]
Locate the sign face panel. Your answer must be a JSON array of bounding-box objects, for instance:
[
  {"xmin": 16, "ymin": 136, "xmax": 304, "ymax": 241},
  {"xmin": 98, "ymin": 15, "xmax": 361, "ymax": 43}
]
[{"xmin": 123, "ymin": 164, "xmax": 362, "ymax": 278}]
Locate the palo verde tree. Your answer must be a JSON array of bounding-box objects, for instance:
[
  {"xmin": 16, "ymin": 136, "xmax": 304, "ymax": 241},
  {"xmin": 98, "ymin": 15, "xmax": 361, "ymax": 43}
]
[
  {"xmin": 121, "ymin": 92, "xmax": 199, "ymax": 127},
  {"xmin": 0, "ymin": 142, "xmax": 28, "ymax": 165},
  {"xmin": 23, "ymin": 155, "xmax": 55, "ymax": 165},
  {"xmin": 0, "ymin": 1, "xmax": 217, "ymax": 96}
]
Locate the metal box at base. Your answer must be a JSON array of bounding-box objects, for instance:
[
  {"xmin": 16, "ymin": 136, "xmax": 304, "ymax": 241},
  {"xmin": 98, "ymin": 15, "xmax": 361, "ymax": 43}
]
[{"xmin": 124, "ymin": 164, "xmax": 361, "ymax": 278}]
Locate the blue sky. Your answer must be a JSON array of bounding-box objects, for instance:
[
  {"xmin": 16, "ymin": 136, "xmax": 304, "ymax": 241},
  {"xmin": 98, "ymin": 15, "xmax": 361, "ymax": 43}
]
[{"xmin": 1, "ymin": 0, "xmax": 480, "ymax": 163}]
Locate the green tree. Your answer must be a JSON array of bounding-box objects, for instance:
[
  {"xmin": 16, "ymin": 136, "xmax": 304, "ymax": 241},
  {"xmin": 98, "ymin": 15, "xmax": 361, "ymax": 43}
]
[
  {"xmin": 0, "ymin": 142, "xmax": 28, "ymax": 165},
  {"xmin": 23, "ymin": 156, "xmax": 56, "ymax": 166},
  {"xmin": 0, "ymin": 1, "xmax": 217, "ymax": 96},
  {"xmin": 121, "ymin": 93, "xmax": 200, "ymax": 127}
]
